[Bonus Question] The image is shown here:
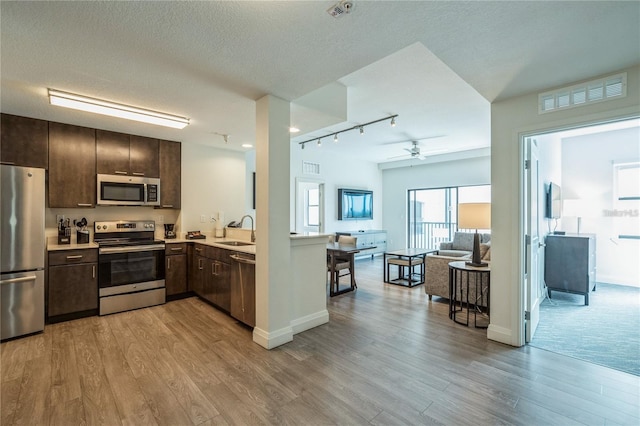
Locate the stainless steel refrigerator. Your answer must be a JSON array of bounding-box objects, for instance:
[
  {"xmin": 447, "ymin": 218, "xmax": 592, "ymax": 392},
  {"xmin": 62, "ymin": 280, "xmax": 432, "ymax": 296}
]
[{"xmin": 1, "ymin": 164, "xmax": 45, "ymax": 340}]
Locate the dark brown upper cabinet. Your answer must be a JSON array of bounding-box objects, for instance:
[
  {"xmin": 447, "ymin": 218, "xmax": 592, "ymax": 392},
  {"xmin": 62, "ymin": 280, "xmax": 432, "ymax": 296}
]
[
  {"xmin": 158, "ymin": 140, "xmax": 181, "ymax": 209},
  {"xmin": 1, "ymin": 113, "xmax": 49, "ymax": 168},
  {"xmin": 48, "ymin": 122, "xmax": 96, "ymax": 208},
  {"xmin": 96, "ymin": 130, "xmax": 159, "ymax": 178}
]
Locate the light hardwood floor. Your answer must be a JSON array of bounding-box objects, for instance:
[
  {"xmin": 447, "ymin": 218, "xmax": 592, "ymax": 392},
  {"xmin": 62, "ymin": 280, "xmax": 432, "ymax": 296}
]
[{"xmin": 2, "ymin": 257, "xmax": 639, "ymax": 425}]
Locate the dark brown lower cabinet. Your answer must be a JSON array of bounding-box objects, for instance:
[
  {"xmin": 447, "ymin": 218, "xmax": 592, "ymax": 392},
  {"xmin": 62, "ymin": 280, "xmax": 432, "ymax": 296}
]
[
  {"xmin": 48, "ymin": 249, "xmax": 98, "ymax": 319},
  {"xmin": 165, "ymin": 243, "xmax": 187, "ymax": 296}
]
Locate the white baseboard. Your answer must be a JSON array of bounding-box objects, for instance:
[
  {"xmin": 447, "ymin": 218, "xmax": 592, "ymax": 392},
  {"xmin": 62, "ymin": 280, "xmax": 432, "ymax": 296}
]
[
  {"xmin": 487, "ymin": 324, "xmax": 518, "ymax": 346},
  {"xmin": 252, "ymin": 325, "xmax": 293, "ymax": 350},
  {"xmin": 290, "ymin": 310, "xmax": 329, "ymax": 334},
  {"xmin": 597, "ymin": 273, "xmax": 640, "ymax": 287}
]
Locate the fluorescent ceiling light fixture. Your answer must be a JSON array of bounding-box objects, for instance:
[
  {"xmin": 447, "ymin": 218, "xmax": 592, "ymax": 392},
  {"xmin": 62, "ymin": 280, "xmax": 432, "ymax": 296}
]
[
  {"xmin": 289, "ymin": 127, "xmax": 300, "ymax": 133},
  {"xmin": 48, "ymin": 89, "xmax": 190, "ymax": 129},
  {"xmin": 241, "ymin": 143, "xmax": 253, "ymax": 148}
]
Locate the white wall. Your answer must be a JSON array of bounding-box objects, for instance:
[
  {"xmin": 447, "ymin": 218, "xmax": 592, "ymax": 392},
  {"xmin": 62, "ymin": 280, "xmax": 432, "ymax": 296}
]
[
  {"xmin": 490, "ymin": 64, "xmax": 640, "ymax": 347},
  {"xmin": 561, "ymin": 126, "xmax": 640, "ymax": 286},
  {"xmin": 180, "ymin": 143, "xmax": 248, "ymax": 235},
  {"xmin": 381, "ymin": 154, "xmax": 491, "ymax": 251},
  {"xmin": 290, "ymin": 144, "xmax": 383, "ymax": 233}
]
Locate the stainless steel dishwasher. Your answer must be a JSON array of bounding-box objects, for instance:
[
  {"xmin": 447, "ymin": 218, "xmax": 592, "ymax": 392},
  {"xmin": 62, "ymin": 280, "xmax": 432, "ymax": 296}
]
[{"xmin": 230, "ymin": 253, "xmax": 256, "ymax": 327}]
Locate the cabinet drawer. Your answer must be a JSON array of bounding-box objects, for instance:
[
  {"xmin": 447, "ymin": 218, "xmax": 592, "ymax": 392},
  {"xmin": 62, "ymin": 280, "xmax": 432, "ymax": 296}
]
[
  {"xmin": 166, "ymin": 243, "xmax": 187, "ymax": 255},
  {"xmin": 49, "ymin": 249, "xmax": 98, "ymax": 266}
]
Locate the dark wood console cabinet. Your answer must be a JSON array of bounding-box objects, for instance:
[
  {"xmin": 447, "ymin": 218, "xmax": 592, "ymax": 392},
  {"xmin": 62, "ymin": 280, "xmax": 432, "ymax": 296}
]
[{"xmin": 544, "ymin": 234, "xmax": 596, "ymax": 305}]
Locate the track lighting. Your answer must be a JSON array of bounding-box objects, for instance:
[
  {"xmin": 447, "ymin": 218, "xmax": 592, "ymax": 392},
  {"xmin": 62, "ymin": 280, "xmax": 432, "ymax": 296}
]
[{"xmin": 297, "ymin": 114, "xmax": 398, "ymax": 149}]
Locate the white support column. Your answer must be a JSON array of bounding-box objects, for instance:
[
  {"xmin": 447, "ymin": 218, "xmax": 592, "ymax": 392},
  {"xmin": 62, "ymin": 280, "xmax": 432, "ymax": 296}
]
[{"xmin": 252, "ymin": 95, "xmax": 293, "ymax": 349}]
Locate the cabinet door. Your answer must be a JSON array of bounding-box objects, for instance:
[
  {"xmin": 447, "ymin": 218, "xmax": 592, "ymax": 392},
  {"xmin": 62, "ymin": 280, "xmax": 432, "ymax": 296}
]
[
  {"xmin": 48, "ymin": 263, "xmax": 98, "ymax": 316},
  {"xmin": 159, "ymin": 140, "xmax": 181, "ymax": 208},
  {"xmin": 130, "ymin": 135, "xmax": 159, "ymax": 178},
  {"xmin": 96, "ymin": 129, "xmax": 130, "ymax": 175},
  {"xmin": 190, "ymin": 254, "xmax": 206, "ymax": 297},
  {"xmin": 48, "ymin": 122, "xmax": 96, "ymax": 208},
  {"xmin": 1, "ymin": 114, "xmax": 48, "ymax": 168},
  {"xmin": 166, "ymin": 254, "xmax": 187, "ymax": 296}
]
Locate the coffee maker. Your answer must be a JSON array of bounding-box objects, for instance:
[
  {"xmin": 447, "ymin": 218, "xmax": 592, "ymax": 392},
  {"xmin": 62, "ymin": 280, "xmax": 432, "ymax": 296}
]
[{"xmin": 164, "ymin": 224, "xmax": 176, "ymax": 239}]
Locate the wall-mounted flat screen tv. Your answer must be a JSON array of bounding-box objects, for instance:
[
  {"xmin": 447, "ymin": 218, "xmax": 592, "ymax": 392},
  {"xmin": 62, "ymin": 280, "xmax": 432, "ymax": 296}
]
[
  {"xmin": 546, "ymin": 182, "xmax": 562, "ymax": 219},
  {"xmin": 338, "ymin": 188, "xmax": 373, "ymax": 220}
]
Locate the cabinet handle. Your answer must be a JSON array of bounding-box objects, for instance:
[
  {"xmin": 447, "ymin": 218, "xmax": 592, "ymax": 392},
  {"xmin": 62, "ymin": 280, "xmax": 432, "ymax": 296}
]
[
  {"xmin": 167, "ymin": 257, "xmax": 171, "ymax": 269},
  {"xmin": 162, "ymin": 205, "xmax": 174, "ymax": 208},
  {"xmin": 132, "ymin": 172, "xmax": 145, "ymax": 176},
  {"xmin": 170, "ymin": 247, "xmax": 183, "ymax": 252},
  {"xmin": 195, "ymin": 247, "xmax": 202, "ymax": 252},
  {"xmin": 198, "ymin": 259, "xmax": 203, "ymax": 270},
  {"xmin": 1, "ymin": 161, "xmax": 16, "ymax": 165},
  {"xmin": 77, "ymin": 203, "xmax": 93, "ymax": 207},
  {"xmin": 66, "ymin": 255, "xmax": 83, "ymax": 260},
  {"xmin": 92, "ymin": 265, "xmax": 96, "ymax": 278},
  {"xmin": 114, "ymin": 171, "xmax": 128, "ymax": 175}
]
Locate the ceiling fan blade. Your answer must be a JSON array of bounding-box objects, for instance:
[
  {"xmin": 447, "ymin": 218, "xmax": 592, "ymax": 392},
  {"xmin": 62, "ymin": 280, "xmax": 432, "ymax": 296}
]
[
  {"xmin": 387, "ymin": 153, "xmax": 411, "ymax": 160},
  {"xmin": 382, "ymin": 134, "xmax": 447, "ymax": 146}
]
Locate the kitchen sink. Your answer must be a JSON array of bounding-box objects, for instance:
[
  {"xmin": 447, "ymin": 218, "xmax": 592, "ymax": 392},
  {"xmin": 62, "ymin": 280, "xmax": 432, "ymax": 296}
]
[{"xmin": 217, "ymin": 241, "xmax": 254, "ymax": 246}]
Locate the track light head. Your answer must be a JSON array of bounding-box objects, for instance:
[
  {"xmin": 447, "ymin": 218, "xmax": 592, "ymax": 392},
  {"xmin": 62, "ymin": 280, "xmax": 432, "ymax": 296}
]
[
  {"xmin": 301, "ymin": 143, "xmax": 305, "ymax": 150},
  {"xmin": 334, "ymin": 134, "xmax": 339, "ymax": 143},
  {"xmin": 359, "ymin": 126, "xmax": 364, "ymax": 135},
  {"xmin": 390, "ymin": 117, "xmax": 396, "ymax": 127},
  {"xmin": 317, "ymin": 139, "xmax": 322, "ymax": 147}
]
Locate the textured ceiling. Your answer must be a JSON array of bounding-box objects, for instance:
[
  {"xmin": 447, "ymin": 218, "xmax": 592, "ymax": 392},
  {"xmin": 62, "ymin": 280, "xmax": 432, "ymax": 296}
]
[{"xmin": 1, "ymin": 1, "xmax": 639, "ymax": 164}]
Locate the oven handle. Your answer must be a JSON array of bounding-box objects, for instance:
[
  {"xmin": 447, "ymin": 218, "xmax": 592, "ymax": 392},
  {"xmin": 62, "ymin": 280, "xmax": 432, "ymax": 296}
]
[{"xmin": 99, "ymin": 244, "xmax": 166, "ymax": 254}]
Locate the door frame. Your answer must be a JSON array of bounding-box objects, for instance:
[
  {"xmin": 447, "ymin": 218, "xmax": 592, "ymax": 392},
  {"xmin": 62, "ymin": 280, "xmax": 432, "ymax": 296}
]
[{"xmin": 294, "ymin": 177, "xmax": 325, "ymax": 234}]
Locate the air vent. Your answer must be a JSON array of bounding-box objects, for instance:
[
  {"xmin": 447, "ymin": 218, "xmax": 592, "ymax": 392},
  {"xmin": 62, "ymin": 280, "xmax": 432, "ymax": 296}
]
[
  {"xmin": 539, "ymin": 73, "xmax": 626, "ymax": 114},
  {"xmin": 302, "ymin": 161, "xmax": 320, "ymax": 175}
]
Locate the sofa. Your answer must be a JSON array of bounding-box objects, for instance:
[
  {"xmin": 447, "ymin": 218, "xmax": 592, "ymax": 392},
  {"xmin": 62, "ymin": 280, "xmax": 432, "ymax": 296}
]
[
  {"xmin": 438, "ymin": 231, "xmax": 491, "ymax": 257},
  {"xmin": 425, "ymin": 233, "xmax": 491, "ymax": 305}
]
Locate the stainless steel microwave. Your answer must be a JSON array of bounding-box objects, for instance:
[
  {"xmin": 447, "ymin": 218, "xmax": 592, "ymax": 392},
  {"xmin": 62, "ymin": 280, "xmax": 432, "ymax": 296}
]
[{"xmin": 97, "ymin": 174, "xmax": 160, "ymax": 206}]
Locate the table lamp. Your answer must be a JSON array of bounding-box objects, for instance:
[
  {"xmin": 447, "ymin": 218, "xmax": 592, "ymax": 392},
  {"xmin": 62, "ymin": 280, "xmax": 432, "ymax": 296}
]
[{"xmin": 458, "ymin": 202, "xmax": 491, "ymax": 267}]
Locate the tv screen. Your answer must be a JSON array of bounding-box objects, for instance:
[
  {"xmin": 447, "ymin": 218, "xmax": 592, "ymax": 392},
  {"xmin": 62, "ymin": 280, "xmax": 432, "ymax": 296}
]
[
  {"xmin": 546, "ymin": 182, "xmax": 562, "ymax": 219},
  {"xmin": 338, "ymin": 188, "xmax": 373, "ymax": 220}
]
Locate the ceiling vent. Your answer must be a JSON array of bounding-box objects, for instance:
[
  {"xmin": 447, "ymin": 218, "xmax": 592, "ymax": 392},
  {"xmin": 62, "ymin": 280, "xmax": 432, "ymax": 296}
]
[
  {"xmin": 539, "ymin": 73, "xmax": 626, "ymax": 114},
  {"xmin": 327, "ymin": 1, "xmax": 353, "ymax": 18}
]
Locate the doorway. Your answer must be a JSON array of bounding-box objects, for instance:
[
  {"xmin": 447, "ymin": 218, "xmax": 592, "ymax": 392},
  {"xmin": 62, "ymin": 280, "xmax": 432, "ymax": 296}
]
[
  {"xmin": 521, "ymin": 117, "xmax": 640, "ymax": 375},
  {"xmin": 295, "ymin": 178, "xmax": 325, "ymax": 234}
]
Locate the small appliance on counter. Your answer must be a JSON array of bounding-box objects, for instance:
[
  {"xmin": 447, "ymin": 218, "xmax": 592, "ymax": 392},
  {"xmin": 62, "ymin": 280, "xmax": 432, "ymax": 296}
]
[
  {"xmin": 164, "ymin": 224, "xmax": 176, "ymax": 239},
  {"xmin": 75, "ymin": 217, "xmax": 90, "ymax": 244},
  {"xmin": 186, "ymin": 230, "xmax": 206, "ymax": 240},
  {"xmin": 58, "ymin": 217, "xmax": 71, "ymax": 244}
]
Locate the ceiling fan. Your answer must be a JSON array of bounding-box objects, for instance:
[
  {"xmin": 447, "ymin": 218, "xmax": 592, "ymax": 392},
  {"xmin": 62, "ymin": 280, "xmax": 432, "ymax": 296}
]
[{"xmin": 388, "ymin": 141, "xmax": 426, "ymax": 160}]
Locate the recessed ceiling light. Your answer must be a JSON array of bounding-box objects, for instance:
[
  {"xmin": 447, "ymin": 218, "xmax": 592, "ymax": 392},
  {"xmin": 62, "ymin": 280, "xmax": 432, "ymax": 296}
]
[
  {"xmin": 48, "ymin": 89, "xmax": 189, "ymax": 129},
  {"xmin": 242, "ymin": 143, "xmax": 253, "ymax": 148},
  {"xmin": 289, "ymin": 127, "xmax": 300, "ymax": 133}
]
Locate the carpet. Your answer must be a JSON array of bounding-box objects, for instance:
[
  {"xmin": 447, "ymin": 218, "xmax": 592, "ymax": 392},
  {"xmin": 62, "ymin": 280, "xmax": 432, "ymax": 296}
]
[{"xmin": 530, "ymin": 282, "xmax": 640, "ymax": 376}]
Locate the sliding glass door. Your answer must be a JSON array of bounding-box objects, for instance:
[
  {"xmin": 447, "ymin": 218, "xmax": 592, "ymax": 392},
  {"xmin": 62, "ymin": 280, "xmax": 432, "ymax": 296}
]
[{"xmin": 408, "ymin": 185, "xmax": 490, "ymax": 249}]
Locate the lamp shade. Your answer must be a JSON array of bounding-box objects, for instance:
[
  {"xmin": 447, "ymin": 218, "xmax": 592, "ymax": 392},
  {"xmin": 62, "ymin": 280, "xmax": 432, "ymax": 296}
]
[{"xmin": 458, "ymin": 203, "xmax": 491, "ymax": 230}]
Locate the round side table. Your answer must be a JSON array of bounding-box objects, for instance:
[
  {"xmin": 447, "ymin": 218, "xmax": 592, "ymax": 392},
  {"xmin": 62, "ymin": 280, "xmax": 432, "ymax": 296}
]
[{"xmin": 448, "ymin": 260, "xmax": 490, "ymax": 328}]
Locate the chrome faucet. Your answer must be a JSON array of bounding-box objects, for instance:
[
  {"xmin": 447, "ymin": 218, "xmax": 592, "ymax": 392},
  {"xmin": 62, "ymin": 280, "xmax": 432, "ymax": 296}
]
[{"xmin": 239, "ymin": 214, "xmax": 255, "ymax": 242}]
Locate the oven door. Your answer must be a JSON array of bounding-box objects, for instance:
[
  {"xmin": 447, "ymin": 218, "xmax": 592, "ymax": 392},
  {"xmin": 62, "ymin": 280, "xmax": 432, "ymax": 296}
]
[{"xmin": 98, "ymin": 245, "xmax": 165, "ymax": 290}]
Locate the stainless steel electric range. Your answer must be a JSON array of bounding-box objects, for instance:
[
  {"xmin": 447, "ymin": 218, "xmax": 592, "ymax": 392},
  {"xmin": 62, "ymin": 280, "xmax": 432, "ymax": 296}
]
[{"xmin": 94, "ymin": 220, "xmax": 165, "ymax": 315}]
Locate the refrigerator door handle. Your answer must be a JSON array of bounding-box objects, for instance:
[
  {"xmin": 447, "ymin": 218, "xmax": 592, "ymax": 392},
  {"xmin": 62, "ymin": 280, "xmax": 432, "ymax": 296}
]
[{"xmin": 1, "ymin": 275, "xmax": 37, "ymax": 285}]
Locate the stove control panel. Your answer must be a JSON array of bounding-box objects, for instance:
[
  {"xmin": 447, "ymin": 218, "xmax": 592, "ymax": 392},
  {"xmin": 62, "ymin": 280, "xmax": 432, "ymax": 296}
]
[{"xmin": 95, "ymin": 221, "xmax": 155, "ymax": 233}]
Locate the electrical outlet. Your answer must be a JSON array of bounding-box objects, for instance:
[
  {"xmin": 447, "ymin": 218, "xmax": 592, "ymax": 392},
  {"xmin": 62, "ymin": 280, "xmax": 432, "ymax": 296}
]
[
  {"xmin": 56, "ymin": 214, "xmax": 65, "ymax": 223},
  {"xmin": 200, "ymin": 215, "xmax": 206, "ymax": 223},
  {"xmin": 156, "ymin": 215, "xmax": 164, "ymax": 224}
]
